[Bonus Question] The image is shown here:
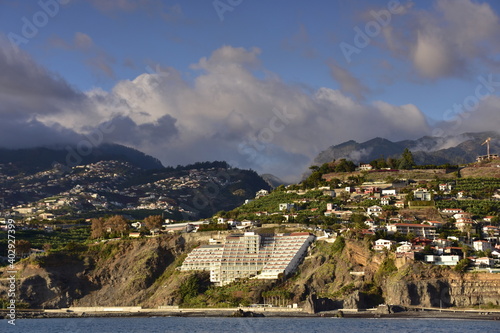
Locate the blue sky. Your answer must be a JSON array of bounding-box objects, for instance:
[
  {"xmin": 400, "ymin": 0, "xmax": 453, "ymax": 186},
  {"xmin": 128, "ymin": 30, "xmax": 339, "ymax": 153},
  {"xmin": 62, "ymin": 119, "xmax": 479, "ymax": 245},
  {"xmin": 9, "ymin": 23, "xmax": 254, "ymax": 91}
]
[{"xmin": 1, "ymin": 0, "xmax": 499, "ymax": 180}]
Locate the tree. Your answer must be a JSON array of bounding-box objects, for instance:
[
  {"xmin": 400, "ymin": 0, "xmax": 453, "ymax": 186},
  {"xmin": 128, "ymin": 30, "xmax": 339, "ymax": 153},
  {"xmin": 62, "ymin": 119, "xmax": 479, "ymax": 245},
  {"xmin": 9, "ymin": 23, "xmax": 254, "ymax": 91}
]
[
  {"xmin": 398, "ymin": 148, "xmax": 415, "ymax": 170},
  {"xmin": 17, "ymin": 239, "xmax": 31, "ymax": 257},
  {"xmin": 144, "ymin": 215, "xmax": 163, "ymax": 230},
  {"xmin": 106, "ymin": 215, "xmax": 129, "ymax": 237},
  {"xmin": 91, "ymin": 217, "xmax": 106, "ymax": 239}
]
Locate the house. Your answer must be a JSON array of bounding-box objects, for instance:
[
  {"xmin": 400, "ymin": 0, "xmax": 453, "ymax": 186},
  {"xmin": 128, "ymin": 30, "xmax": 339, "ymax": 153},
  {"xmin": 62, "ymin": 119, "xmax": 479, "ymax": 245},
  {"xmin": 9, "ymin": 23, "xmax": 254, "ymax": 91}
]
[
  {"xmin": 386, "ymin": 223, "xmax": 436, "ymax": 238},
  {"xmin": 364, "ymin": 219, "xmax": 378, "ymax": 230},
  {"xmin": 473, "ymin": 240, "xmax": 492, "ymax": 252},
  {"xmin": 426, "ymin": 221, "xmax": 444, "ymax": 228},
  {"xmin": 484, "ymin": 216, "xmax": 496, "ymax": 223},
  {"xmin": 364, "ymin": 186, "xmax": 379, "ymax": 195},
  {"xmin": 324, "ymin": 209, "xmax": 352, "ymax": 220},
  {"xmin": 323, "ymin": 190, "xmax": 336, "ymax": 197},
  {"xmin": 442, "ymin": 208, "xmax": 463, "ymax": 214},
  {"xmin": 255, "ymin": 189, "xmax": 269, "ymax": 198},
  {"xmin": 367, "ymin": 205, "xmax": 383, "ymax": 217},
  {"xmin": 439, "ymin": 184, "xmax": 453, "ymax": 192},
  {"xmin": 394, "ymin": 201, "xmax": 405, "ymax": 208},
  {"xmin": 279, "ymin": 203, "xmax": 295, "ymax": 211},
  {"xmin": 380, "ymin": 196, "xmax": 391, "ymax": 206},
  {"xmin": 373, "ymin": 238, "xmax": 396, "ymax": 251},
  {"xmin": 425, "ymin": 255, "xmax": 460, "ymax": 266},
  {"xmin": 455, "ymin": 219, "xmax": 475, "ymax": 232},
  {"xmin": 483, "ymin": 225, "xmax": 500, "ymax": 239},
  {"xmin": 382, "ymin": 189, "xmax": 397, "ymax": 196},
  {"xmin": 396, "ymin": 241, "xmax": 413, "ymax": 253},
  {"xmin": 433, "ymin": 239, "xmax": 452, "ymax": 248},
  {"xmin": 453, "ymin": 212, "xmax": 471, "ymax": 220},
  {"xmin": 359, "ymin": 164, "xmax": 373, "ymax": 171},
  {"xmin": 457, "ymin": 191, "xmax": 466, "ymax": 199},
  {"xmin": 471, "ymin": 257, "xmax": 494, "ymax": 267},
  {"xmin": 413, "ymin": 188, "xmax": 432, "ymax": 201}
]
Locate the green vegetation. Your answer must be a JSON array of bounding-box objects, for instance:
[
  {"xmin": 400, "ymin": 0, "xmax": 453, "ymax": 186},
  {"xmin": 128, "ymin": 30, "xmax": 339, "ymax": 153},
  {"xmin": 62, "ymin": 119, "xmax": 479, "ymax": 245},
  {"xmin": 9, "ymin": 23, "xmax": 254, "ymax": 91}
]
[
  {"xmin": 0, "ymin": 226, "xmax": 90, "ymax": 255},
  {"xmin": 436, "ymin": 199, "xmax": 500, "ymax": 216},
  {"xmin": 454, "ymin": 258, "xmax": 471, "ymax": 273},
  {"xmin": 453, "ymin": 178, "xmax": 500, "ymax": 198}
]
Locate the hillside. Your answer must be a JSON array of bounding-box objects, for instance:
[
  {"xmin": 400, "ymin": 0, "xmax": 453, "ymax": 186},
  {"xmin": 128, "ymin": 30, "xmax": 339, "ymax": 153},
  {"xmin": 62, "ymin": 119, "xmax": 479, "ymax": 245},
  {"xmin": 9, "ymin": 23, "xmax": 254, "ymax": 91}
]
[
  {"xmin": 2, "ymin": 233, "xmax": 499, "ymax": 311},
  {"xmin": 0, "ymin": 143, "xmax": 164, "ymax": 174},
  {"xmin": 0, "ymin": 159, "xmax": 271, "ymax": 220}
]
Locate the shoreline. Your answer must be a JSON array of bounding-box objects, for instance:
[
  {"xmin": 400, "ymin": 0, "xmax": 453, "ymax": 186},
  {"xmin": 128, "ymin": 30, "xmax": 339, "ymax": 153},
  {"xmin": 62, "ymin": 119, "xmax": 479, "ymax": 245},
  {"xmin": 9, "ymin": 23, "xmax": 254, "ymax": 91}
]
[{"xmin": 3, "ymin": 308, "xmax": 500, "ymax": 321}]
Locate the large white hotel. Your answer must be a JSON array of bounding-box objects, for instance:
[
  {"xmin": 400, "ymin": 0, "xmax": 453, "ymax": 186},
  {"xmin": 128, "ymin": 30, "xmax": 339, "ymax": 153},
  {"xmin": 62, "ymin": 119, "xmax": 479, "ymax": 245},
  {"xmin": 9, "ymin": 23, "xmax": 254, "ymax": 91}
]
[{"xmin": 180, "ymin": 232, "xmax": 315, "ymax": 286}]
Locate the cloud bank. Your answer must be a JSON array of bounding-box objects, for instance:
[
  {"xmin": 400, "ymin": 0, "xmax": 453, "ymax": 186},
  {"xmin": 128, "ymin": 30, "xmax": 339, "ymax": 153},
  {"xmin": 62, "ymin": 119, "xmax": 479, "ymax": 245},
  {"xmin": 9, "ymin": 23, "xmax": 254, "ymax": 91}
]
[{"xmin": 4, "ymin": 14, "xmax": 494, "ymax": 182}]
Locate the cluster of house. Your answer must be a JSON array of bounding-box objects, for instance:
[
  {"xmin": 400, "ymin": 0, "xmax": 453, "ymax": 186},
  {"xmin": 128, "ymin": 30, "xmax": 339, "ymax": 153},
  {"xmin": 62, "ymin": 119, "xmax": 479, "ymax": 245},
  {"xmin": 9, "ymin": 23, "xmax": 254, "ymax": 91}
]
[{"xmin": 374, "ymin": 237, "xmax": 500, "ymax": 268}]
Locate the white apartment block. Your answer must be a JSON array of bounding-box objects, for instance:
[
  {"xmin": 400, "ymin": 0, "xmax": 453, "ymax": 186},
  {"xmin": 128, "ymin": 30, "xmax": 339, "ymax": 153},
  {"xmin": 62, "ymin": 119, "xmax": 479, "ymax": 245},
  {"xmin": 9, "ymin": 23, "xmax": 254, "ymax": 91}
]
[
  {"xmin": 180, "ymin": 232, "xmax": 315, "ymax": 286},
  {"xmin": 386, "ymin": 223, "xmax": 436, "ymax": 239}
]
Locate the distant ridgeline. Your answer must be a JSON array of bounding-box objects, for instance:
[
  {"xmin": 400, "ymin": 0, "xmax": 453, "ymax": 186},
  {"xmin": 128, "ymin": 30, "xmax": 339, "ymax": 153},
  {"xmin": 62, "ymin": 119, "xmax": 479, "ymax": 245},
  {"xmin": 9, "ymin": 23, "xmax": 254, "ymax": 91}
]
[{"xmin": 314, "ymin": 131, "xmax": 500, "ymax": 166}]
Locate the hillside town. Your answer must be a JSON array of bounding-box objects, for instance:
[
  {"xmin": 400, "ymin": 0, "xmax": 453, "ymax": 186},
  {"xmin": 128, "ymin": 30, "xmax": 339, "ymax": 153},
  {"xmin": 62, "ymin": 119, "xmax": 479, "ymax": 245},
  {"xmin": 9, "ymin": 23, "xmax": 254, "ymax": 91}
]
[{"xmin": 1, "ymin": 156, "xmax": 500, "ymax": 274}]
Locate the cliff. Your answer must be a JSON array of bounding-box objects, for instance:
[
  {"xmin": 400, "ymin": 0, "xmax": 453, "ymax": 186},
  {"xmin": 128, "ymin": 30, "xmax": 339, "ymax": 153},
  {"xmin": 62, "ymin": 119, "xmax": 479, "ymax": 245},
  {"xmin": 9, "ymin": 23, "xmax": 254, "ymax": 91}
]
[{"xmin": 1, "ymin": 234, "xmax": 499, "ymax": 310}]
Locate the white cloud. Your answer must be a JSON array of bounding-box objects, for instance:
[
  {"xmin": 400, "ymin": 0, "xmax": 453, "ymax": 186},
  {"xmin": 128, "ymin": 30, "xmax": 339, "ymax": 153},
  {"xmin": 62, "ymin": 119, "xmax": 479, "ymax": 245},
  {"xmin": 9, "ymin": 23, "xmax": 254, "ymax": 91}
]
[
  {"xmin": 1, "ymin": 42, "xmax": 432, "ymax": 181},
  {"xmin": 328, "ymin": 59, "xmax": 370, "ymax": 100},
  {"xmin": 381, "ymin": 0, "xmax": 500, "ymax": 79}
]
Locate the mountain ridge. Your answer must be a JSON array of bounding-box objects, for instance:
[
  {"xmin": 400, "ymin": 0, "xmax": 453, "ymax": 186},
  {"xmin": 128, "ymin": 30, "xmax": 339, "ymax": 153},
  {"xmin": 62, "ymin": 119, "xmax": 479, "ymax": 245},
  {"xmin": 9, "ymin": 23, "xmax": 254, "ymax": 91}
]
[{"xmin": 314, "ymin": 131, "xmax": 500, "ymax": 166}]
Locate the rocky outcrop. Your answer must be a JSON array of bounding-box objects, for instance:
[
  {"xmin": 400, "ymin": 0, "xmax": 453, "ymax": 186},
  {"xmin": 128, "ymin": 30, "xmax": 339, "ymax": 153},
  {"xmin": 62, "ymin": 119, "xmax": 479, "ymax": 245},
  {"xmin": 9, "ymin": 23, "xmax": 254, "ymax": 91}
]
[
  {"xmin": 0, "ymin": 235, "xmax": 195, "ymax": 309},
  {"xmin": 383, "ymin": 263, "xmax": 500, "ymax": 308}
]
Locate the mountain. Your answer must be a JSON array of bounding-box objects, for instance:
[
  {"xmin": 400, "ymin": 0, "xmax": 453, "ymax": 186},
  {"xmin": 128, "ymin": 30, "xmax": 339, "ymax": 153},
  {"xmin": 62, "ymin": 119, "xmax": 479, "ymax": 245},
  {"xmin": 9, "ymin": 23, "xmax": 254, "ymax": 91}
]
[
  {"xmin": 0, "ymin": 143, "xmax": 163, "ymax": 174},
  {"xmin": 314, "ymin": 131, "xmax": 500, "ymax": 166},
  {"xmin": 260, "ymin": 173, "xmax": 289, "ymax": 188}
]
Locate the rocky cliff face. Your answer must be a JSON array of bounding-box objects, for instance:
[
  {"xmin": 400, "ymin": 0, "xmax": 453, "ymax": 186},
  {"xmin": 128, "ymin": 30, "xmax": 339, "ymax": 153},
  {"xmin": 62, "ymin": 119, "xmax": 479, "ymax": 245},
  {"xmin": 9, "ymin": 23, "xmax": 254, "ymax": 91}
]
[
  {"xmin": 383, "ymin": 262, "xmax": 500, "ymax": 308},
  {"xmin": 1, "ymin": 234, "xmax": 499, "ymax": 310},
  {"xmin": 0, "ymin": 234, "xmax": 198, "ymax": 308}
]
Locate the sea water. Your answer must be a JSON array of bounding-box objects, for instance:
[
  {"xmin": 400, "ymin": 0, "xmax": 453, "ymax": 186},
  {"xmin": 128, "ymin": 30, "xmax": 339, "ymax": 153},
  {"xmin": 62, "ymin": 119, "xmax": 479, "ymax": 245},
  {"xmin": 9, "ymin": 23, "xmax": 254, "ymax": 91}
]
[{"xmin": 6, "ymin": 317, "xmax": 500, "ymax": 333}]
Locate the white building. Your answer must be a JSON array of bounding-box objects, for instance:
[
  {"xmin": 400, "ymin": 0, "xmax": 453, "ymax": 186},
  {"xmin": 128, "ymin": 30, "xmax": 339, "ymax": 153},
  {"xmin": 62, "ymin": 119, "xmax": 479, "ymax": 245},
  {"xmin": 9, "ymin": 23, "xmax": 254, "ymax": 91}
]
[
  {"xmin": 367, "ymin": 205, "xmax": 383, "ymax": 217},
  {"xmin": 359, "ymin": 164, "xmax": 373, "ymax": 171},
  {"xmin": 180, "ymin": 232, "xmax": 315, "ymax": 286},
  {"xmin": 386, "ymin": 223, "xmax": 436, "ymax": 238},
  {"xmin": 381, "ymin": 189, "xmax": 397, "ymax": 196},
  {"xmin": 380, "ymin": 196, "xmax": 391, "ymax": 206},
  {"xmin": 279, "ymin": 203, "xmax": 295, "ymax": 211},
  {"xmin": 396, "ymin": 241, "xmax": 413, "ymax": 253},
  {"xmin": 255, "ymin": 189, "xmax": 269, "ymax": 198},
  {"xmin": 413, "ymin": 188, "xmax": 432, "ymax": 201},
  {"xmin": 373, "ymin": 239, "xmax": 395, "ymax": 251},
  {"xmin": 473, "ymin": 240, "xmax": 492, "ymax": 252},
  {"xmin": 425, "ymin": 255, "xmax": 460, "ymax": 266}
]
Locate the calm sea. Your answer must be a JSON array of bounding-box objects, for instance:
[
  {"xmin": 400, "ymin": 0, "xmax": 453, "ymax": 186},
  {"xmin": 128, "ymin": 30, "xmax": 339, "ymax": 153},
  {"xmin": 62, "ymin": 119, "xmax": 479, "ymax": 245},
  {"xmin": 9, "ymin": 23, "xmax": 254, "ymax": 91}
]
[{"xmin": 6, "ymin": 317, "xmax": 499, "ymax": 333}]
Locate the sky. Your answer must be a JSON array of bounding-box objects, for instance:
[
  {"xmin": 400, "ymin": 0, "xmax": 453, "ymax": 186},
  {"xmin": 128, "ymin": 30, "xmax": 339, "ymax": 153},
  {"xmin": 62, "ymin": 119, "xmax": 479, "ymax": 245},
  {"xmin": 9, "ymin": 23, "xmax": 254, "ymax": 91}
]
[{"xmin": 0, "ymin": 0, "xmax": 499, "ymax": 181}]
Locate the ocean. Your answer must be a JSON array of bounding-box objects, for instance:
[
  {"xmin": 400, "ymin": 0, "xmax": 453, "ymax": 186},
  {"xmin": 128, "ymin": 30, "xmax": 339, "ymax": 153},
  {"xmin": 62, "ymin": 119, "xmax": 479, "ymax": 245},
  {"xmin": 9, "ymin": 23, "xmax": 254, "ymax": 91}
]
[{"xmin": 6, "ymin": 317, "xmax": 499, "ymax": 333}]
